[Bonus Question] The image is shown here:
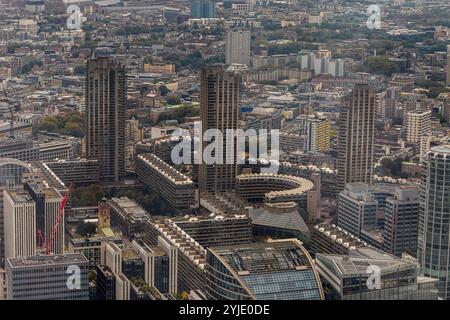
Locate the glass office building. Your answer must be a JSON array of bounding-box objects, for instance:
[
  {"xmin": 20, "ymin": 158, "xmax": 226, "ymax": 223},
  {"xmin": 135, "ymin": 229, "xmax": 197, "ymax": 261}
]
[
  {"xmin": 6, "ymin": 254, "xmax": 89, "ymax": 300},
  {"xmin": 315, "ymin": 247, "xmax": 439, "ymax": 300},
  {"xmin": 418, "ymin": 145, "xmax": 450, "ymax": 299},
  {"xmin": 205, "ymin": 239, "xmax": 324, "ymax": 300},
  {"xmin": 190, "ymin": 0, "xmax": 216, "ymax": 18}
]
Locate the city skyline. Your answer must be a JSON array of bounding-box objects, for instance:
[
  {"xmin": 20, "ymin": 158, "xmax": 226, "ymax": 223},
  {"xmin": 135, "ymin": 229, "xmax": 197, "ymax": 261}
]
[{"xmin": 0, "ymin": 0, "xmax": 449, "ymax": 306}]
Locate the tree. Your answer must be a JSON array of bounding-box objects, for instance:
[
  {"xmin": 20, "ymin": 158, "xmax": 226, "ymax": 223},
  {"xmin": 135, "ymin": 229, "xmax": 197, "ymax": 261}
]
[
  {"xmin": 38, "ymin": 112, "xmax": 85, "ymax": 138},
  {"xmin": 380, "ymin": 157, "xmax": 403, "ymax": 177},
  {"xmin": 180, "ymin": 51, "xmax": 204, "ymax": 69},
  {"xmin": 159, "ymin": 85, "xmax": 170, "ymax": 97},
  {"xmin": 89, "ymin": 270, "xmax": 97, "ymax": 283},
  {"xmin": 76, "ymin": 220, "xmax": 97, "ymax": 236},
  {"xmin": 72, "ymin": 184, "xmax": 105, "ymax": 207},
  {"xmin": 166, "ymin": 95, "xmax": 181, "ymax": 105},
  {"xmin": 21, "ymin": 60, "xmax": 43, "ymax": 74},
  {"xmin": 62, "ymin": 122, "xmax": 83, "ymax": 137},
  {"xmin": 428, "ymin": 87, "xmax": 449, "ymax": 99},
  {"xmin": 74, "ymin": 65, "xmax": 86, "ymax": 75},
  {"xmin": 158, "ymin": 105, "xmax": 199, "ymax": 123},
  {"xmin": 361, "ymin": 57, "xmax": 400, "ymax": 76},
  {"xmin": 180, "ymin": 291, "xmax": 189, "ymax": 300}
]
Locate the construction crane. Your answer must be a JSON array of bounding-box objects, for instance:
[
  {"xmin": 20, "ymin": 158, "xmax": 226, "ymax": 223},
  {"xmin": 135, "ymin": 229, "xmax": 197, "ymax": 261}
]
[
  {"xmin": 40, "ymin": 183, "xmax": 73, "ymax": 255},
  {"xmin": 37, "ymin": 229, "xmax": 46, "ymax": 250}
]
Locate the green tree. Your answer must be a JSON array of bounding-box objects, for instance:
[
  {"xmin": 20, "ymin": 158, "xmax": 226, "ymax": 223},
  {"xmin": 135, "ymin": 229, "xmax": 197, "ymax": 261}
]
[
  {"xmin": 159, "ymin": 85, "xmax": 170, "ymax": 97},
  {"xmin": 76, "ymin": 220, "xmax": 97, "ymax": 236},
  {"xmin": 74, "ymin": 65, "xmax": 86, "ymax": 75},
  {"xmin": 38, "ymin": 112, "xmax": 85, "ymax": 137},
  {"xmin": 72, "ymin": 184, "xmax": 105, "ymax": 207},
  {"xmin": 361, "ymin": 57, "xmax": 400, "ymax": 76},
  {"xmin": 166, "ymin": 95, "xmax": 181, "ymax": 105},
  {"xmin": 428, "ymin": 87, "xmax": 449, "ymax": 99}
]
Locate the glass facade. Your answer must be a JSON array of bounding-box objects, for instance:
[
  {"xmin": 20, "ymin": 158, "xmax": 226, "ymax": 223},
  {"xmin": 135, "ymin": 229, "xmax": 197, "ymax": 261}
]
[
  {"xmin": 418, "ymin": 146, "xmax": 450, "ymax": 299},
  {"xmin": 316, "ymin": 249, "xmax": 439, "ymax": 300},
  {"xmin": 190, "ymin": 0, "xmax": 216, "ymax": 18},
  {"xmin": 6, "ymin": 254, "xmax": 89, "ymax": 300},
  {"xmin": 240, "ymin": 270, "xmax": 322, "ymax": 300},
  {"xmin": 154, "ymin": 255, "xmax": 170, "ymax": 294},
  {"xmin": 0, "ymin": 159, "xmax": 31, "ymax": 186},
  {"xmin": 205, "ymin": 241, "xmax": 323, "ymax": 300}
]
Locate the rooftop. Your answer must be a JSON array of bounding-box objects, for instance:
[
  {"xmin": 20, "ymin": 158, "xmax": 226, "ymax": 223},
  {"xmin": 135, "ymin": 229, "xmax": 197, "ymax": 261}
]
[
  {"xmin": 7, "ymin": 253, "xmax": 88, "ymax": 268},
  {"xmin": 7, "ymin": 191, "xmax": 34, "ymax": 204},
  {"xmin": 138, "ymin": 153, "xmax": 193, "ymax": 185},
  {"xmin": 313, "ymin": 222, "xmax": 369, "ymax": 250},
  {"xmin": 210, "ymin": 239, "xmax": 314, "ymax": 275},
  {"xmin": 151, "ymin": 218, "xmax": 206, "ymax": 269},
  {"xmin": 249, "ymin": 203, "xmax": 310, "ymax": 235},
  {"xmin": 316, "ymin": 247, "xmax": 415, "ymax": 276},
  {"xmin": 109, "ymin": 197, "xmax": 149, "ymax": 221},
  {"xmin": 430, "ymin": 145, "xmax": 450, "ymax": 155}
]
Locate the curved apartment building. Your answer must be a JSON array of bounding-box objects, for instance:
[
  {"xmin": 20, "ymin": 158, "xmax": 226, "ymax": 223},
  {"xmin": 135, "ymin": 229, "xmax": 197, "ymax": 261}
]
[{"xmin": 235, "ymin": 173, "xmax": 314, "ymax": 205}]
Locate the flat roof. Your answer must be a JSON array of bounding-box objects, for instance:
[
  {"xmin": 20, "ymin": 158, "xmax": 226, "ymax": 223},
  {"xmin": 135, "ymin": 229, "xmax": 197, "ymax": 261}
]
[
  {"xmin": 8, "ymin": 253, "xmax": 88, "ymax": 268},
  {"xmin": 7, "ymin": 191, "xmax": 34, "ymax": 203}
]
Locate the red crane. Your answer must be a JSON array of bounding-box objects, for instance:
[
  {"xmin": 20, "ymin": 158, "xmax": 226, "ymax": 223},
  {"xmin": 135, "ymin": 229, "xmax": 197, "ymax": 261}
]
[
  {"xmin": 37, "ymin": 229, "xmax": 46, "ymax": 249},
  {"xmin": 45, "ymin": 183, "xmax": 73, "ymax": 255}
]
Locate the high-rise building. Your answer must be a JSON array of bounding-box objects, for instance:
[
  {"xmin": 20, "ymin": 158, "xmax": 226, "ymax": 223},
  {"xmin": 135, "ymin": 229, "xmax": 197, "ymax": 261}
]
[
  {"xmin": 85, "ymin": 57, "xmax": 126, "ymax": 182},
  {"xmin": 447, "ymin": 45, "xmax": 450, "ymax": 87},
  {"xmin": 337, "ymin": 183, "xmax": 378, "ymax": 238},
  {"xmin": 225, "ymin": 30, "xmax": 251, "ymax": 66},
  {"xmin": 6, "ymin": 253, "xmax": 89, "ymax": 300},
  {"xmin": 199, "ymin": 65, "xmax": 241, "ymax": 193},
  {"xmin": 0, "ymin": 158, "xmax": 32, "ymax": 267},
  {"xmin": 190, "ymin": 0, "xmax": 216, "ymax": 18},
  {"xmin": 24, "ymin": 182, "xmax": 64, "ymax": 254},
  {"xmin": 337, "ymin": 85, "xmax": 375, "ymax": 192},
  {"xmin": 405, "ymin": 110, "xmax": 431, "ymax": 143},
  {"xmin": 418, "ymin": 145, "xmax": 450, "ymax": 299},
  {"xmin": 305, "ymin": 116, "xmax": 331, "ymax": 153},
  {"xmin": 3, "ymin": 190, "xmax": 36, "ymax": 259},
  {"xmin": 382, "ymin": 87, "xmax": 401, "ymax": 120},
  {"xmin": 383, "ymin": 186, "xmax": 419, "ymax": 257}
]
